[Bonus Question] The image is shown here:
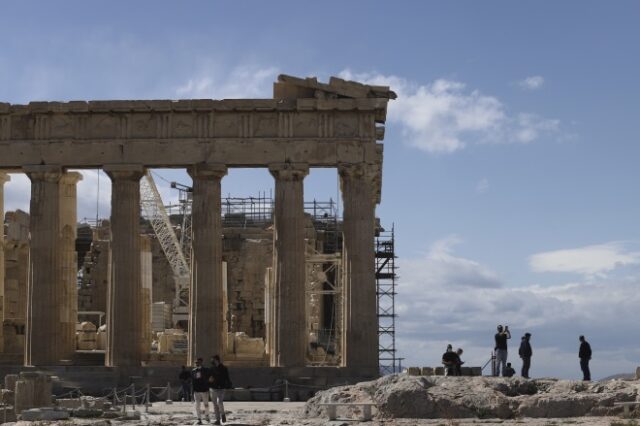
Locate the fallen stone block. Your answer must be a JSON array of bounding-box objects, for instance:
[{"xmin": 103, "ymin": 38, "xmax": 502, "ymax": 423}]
[
  {"xmin": 20, "ymin": 407, "xmax": 69, "ymax": 421},
  {"xmin": 407, "ymin": 367, "xmax": 421, "ymax": 376},
  {"xmin": 121, "ymin": 409, "xmax": 141, "ymax": 420},
  {"xmin": 56, "ymin": 398, "xmax": 82, "ymax": 409},
  {"xmin": 73, "ymin": 407, "xmax": 104, "ymax": 418},
  {"xmin": 421, "ymin": 367, "xmax": 434, "ymax": 376},
  {"xmin": 4, "ymin": 374, "xmax": 18, "ymax": 392},
  {"xmin": 0, "ymin": 406, "xmax": 16, "ymax": 423},
  {"xmin": 1, "ymin": 389, "xmax": 14, "ymax": 405}
]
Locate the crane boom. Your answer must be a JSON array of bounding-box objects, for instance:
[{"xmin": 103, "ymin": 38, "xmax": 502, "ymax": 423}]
[{"xmin": 140, "ymin": 172, "xmax": 190, "ymax": 310}]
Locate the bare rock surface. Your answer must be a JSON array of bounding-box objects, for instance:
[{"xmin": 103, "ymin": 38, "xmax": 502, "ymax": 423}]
[{"xmin": 305, "ymin": 374, "xmax": 640, "ymax": 420}]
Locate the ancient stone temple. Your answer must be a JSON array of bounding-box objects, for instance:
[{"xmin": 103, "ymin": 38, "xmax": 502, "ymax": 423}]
[{"xmin": 0, "ymin": 75, "xmax": 395, "ymax": 387}]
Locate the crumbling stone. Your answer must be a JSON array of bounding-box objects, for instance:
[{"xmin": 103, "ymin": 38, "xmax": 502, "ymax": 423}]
[
  {"xmin": 4, "ymin": 374, "xmax": 18, "ymax": 392},
  {"xmin": 305, "ymin": 374, "xmax": 640, "ymax": 420}
]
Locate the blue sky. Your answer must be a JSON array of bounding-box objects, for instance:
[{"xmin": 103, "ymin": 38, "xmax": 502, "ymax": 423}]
[{"xmin": 2, "ymin": 1, "xmax": 640, "ymax": 379}]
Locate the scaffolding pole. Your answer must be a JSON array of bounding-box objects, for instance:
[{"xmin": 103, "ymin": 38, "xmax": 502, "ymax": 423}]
[{"xmin": 376, "ymin": 224, "xmax": 401, "ymax": 374}]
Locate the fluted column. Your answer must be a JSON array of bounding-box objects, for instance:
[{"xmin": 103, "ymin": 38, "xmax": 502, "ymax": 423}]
[
  {"xmin": 0, "ymin": 172, "xmax": 10, "ymax": 354},
  {"xmin": 104, "ymin": 165, "xmax": 144, "ymax": 367},
  {"xmin": 339, "ymin": 163, "xmax": 378, "ymax": 370},
  {"xmin": 187, "ymin": 163, "xmax": 227, "ymax": 365},
  {"xmin": 269, "ymin": 163, "xmax": 309, "ymax": 367},
  {"xmin": 24, "ymin": 165, "xmax": 63, "ymax": 366},
  {"xmin": 58, "ymin": 172, "xmax": 82, "ymax": 361}
]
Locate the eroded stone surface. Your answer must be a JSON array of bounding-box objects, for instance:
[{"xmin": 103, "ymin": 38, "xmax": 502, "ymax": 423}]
[{"xmin": 305, "ymin": 374, "xmax": 640, "ymax": 419}]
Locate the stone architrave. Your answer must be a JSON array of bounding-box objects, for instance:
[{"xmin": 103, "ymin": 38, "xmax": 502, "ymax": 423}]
[
  {"xmin": 187, "ymin": 163, "xmax": 227, "ymax": 365},
  {"xmin": 104, "ymin": 165, "xmax": 144, "ymax": 367},
  {"xmin": 24, "ymin": 165, "xmax": 64, "ymax": 366},
  {"xmin": 269, "ymin": 162, "xmax": 309, "ymax": 367},
  {"xmin": 339, "ymin": 163, "xmax": 378, "ymax": 370},
  {"xmin": 0, "ymin": 172, "xmax": 10, "ymax": 353},
  {"xmin": 59, "ymin": 172, "xmax": 82, "ymax": 361}
]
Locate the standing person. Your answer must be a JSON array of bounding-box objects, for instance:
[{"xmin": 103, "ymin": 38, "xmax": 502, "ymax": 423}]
[
  {"xmin": 441, "ymin": 344, "xmax": 458, "ymax": 376},
  {"xmin": 179, "ymin": 365, "xmax": 192, "ymax": 402},
  {"xmin": 579, "ymin": 335, "xmax": 592, "ymax": 381},
  {"xmin": 455, "ymin": 348, "xmax": 465, "ymax": 376},
  {"xmin": 494, "ymin": 325, "xmax": 511, "ymax": 376},
  {"xmin": 519, "ymin": 333, "xmax": 533, "ymax": 379},
  {"xmin": 191, "ymin": 358, "xmax": 211, "ymax": 425},
  {"xmin": 209, "ymin": 355, "xmax": 232, "ymax": 425}
]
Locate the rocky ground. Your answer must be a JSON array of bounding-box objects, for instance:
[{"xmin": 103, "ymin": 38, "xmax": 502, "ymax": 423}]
[
  {"xmin": 4, "ymin": 375, "xmax": 640, "ymax": 424},
  {"xmin": 304, "ymin": 374, "xmax": 640, "ymax": 422}
]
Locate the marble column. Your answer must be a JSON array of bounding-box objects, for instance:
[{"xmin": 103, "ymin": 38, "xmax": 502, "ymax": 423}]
[
  {"xmin": 187, "ymin": 164, "xmax": 227, "ymax": 365},
  {"xmin": 140, "ymin": 235, "xmax": 153, "ymax": 357},
  {"xmin": 269, "ymin": 163, "xmax": 308, "ymax": 367},
  {"xmin": 104, "ymin": 165, "xmax": 144, "ymax": 367},
  {"xmin": 0, "ymin": 172, "xmax": 10, "ymax": 354},
  {"xmin": 24, "ymin": 165, "xmax": 63, "ymax": 366},
  {"xmin": 339, "ymin": 163, "xmax": 378, "ymax": 370},
  {"xmin": 59, "ymin": 172, "xmax": 82, "ymax": 361}
]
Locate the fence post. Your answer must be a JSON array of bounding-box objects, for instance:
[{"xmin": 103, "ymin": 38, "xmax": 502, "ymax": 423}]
[
  {"xmin": 145, "ymin": 384, "xmax": 151, "ymax": 412},
  {"xmin": 283, "ymin": 380, "xmax": 290, "ymax": 402},
  {"xmin": 491, "ymin": 351, "xmax": 497, "ymax": 377},
  {"xmin": 166, "ymin": 381, "xmax": 173, "ymax": 404},
  {"xmin": 112, "ymin": 387, "xmax": 118, "ymax": 408}
]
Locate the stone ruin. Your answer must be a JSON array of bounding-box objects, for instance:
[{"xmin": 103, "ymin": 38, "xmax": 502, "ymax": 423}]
[{"xmin": 0, "ymin": 74, "xmax": 396, "ymax": 388}]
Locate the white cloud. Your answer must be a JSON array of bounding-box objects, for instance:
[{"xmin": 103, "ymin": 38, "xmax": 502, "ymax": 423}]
[
  {"xmin": 403, "ymin": 235, "xmax": 503, "ymax": 292},
  {"xmin": 175, "ymin": 65, "xmax": 279, "ymax": 99},
  {"xmin": 475, "ymin": 178, "xmax": 489, "ymax": 194},
  {"xmin": 518, "ymin": 75, "xmax": 545, "ymax": 91},
  {"xmin": 529, "ymin": 242, "xmax": 640, "ymax": 276},
  {"xmin": 339, "ymin": 70, "xmax": 561, "ymax": 154},
  {"xmin": 397, "ymin": 238, "xmax": 640, "ymax": 379}
]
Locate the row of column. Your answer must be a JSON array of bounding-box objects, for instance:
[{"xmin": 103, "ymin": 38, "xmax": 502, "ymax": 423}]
[{"xmin": 0, "ymin": 162, "xmax": 377, "ymax": 369}]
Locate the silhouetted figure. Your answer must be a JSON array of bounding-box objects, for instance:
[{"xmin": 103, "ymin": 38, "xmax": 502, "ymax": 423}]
[
  {"xmin": 504, "ymin": 362, "xmax": 516, "ymax": 377},
  {"xmin": 494, "ymin": 325, "xmax": 511, "ymax": 376},
  {"xmin": 455, "ymin": 348, "xmax": 465, "ymax": 376},
  {"xmin": 579, "ymin": 335, "xmax": 592, "ymax": 381},
  {"xmin": 519, "ymin": 333, "xmax": 533, "ymax": 379},
  {"xmin": 442, "ymin": 344, "xmax": 458, "ymax": 376},
  {"xmin": 178, "ymin": 365, "xmax": 192, "ymax": 401},
  {"xmin": 209, "ymin": 355, "xmax": 232, "ymax": 425}
]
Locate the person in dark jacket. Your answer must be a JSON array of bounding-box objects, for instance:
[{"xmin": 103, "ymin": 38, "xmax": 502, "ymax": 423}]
[
  {"xmin": 504, "ymin": 362, "xmax": 516, "ymax": 377},
  {"xmin": 519, "ymin": 333, "xmax": 533, "ymax": 379},
  {"xmin": 441, "ymin": 344, "xmax": 458, "ymax": 376},
  {"xmin": 494, "ymin": 325, "xmax": 511, "ymax": 376},
  {"xmin": 191, "ymin": 358, "xmax": 211, "ymax": 424},
  {"xmin": 178, "ymin": 365, "xmax": 192, "ymax": 402},
  {"xmin": 579, "ymin": 335, "xmax": 592, "ymax": 381},
  {"xmin": 209, "ymin": 355, "xmax": 232, "ymax": 425}
]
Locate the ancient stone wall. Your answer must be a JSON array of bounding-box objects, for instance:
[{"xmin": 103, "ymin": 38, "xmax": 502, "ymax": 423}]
[{"xmin": 3, "ymin": 210, "xmax": 29, "ymax": 354}]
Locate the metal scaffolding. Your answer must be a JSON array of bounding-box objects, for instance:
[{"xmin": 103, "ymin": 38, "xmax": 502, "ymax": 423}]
[{"xmin": 376, "ymin": 224, "xmax": 402, "ymax": 375}]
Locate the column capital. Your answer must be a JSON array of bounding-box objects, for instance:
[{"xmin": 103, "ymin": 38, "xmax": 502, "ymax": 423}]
[
  {"xmin": 269, "ymin": 162, "xmax": 309, "ymax": 181},
  {"xmin": 23, "ymin": 165, "xmax": 63, "ymax": 183},
  {"xmin": 187, "ymin": 163, "xmax": 228, "ymax": 180},
  {"xmin": 60, "ymin": 171, "xmax": 84, "ymax": 185},
  {"xmin": 337, "ymin": 162, "xmax": 376, "ymax": 180},
  {"xmin": 0, "ymin": 171, "xmax": 10, "ymax": 185},
  {"xmin": 103, "ymin": 164, "xmax": 145, "ymax": 181}
]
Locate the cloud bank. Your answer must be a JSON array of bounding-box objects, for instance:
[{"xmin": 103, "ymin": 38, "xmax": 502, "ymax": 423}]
[
  {"xmin": 397, "ymin": 237, "xmax": 640, "ymax": 379},
  {"xmin": 529, "ymin": 242, "xmax": 640, "ymax": 276},
  {"xmin": 340, "ymin": 70, "xmax": 560, "ymax": 154}
]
